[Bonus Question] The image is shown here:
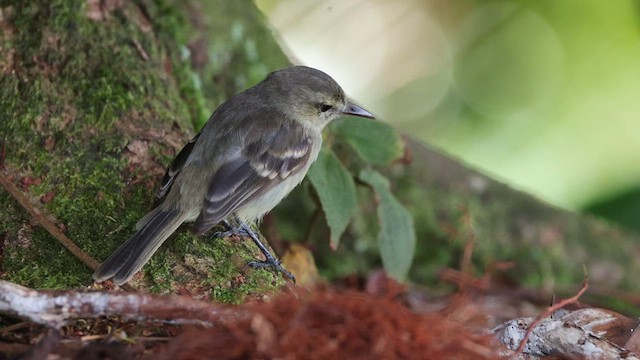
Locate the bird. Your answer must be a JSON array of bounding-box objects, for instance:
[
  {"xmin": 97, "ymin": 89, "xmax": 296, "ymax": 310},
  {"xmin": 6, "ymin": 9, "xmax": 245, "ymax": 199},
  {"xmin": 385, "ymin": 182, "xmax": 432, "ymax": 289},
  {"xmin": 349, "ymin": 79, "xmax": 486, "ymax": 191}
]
[{"xmin": 93, "ymin": 66, "xmax": 375, "ymax": 286}]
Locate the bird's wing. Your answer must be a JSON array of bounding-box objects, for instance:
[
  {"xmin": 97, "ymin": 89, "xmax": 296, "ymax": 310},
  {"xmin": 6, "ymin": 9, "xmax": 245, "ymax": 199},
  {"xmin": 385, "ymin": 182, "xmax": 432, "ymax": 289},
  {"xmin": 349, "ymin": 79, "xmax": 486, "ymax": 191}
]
[
  {"xmin": 192, "ymin": 120, "xmax": 312, "ymax": 234},
  {"xmin": 157, "ymin": 133, "xmax": 201, "ymax": 199}
]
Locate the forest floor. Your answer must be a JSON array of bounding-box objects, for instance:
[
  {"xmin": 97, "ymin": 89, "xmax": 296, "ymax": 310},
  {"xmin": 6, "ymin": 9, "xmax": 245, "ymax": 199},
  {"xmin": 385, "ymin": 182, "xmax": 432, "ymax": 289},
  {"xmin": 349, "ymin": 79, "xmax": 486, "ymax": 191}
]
[{"xmin": 2, "ymin": 263, "xmax": 638, "ymax": 360}]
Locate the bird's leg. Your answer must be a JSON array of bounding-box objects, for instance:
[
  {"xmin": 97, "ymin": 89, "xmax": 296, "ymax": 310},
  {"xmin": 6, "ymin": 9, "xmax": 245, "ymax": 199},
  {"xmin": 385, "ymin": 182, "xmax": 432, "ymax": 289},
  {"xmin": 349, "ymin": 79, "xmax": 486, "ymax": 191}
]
[{"xmin": 216, "ymin": 215, "xmax": 296, "ymax": 283}]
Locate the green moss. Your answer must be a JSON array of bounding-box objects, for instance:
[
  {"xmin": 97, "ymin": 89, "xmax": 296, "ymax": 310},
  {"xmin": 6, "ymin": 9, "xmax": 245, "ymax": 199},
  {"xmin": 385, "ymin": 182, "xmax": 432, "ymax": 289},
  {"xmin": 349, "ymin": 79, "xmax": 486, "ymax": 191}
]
[
  {"xmin": 139, "ymin": 230, "xmax": 286, "ymax": 303},
  {"xmin": 4, "ymin": 228, "xmax": 88, "ymax": 289},
  {"xmin": 0, "ymin": 0, "xmax": 182, "ymax": 289},
  {"xmin": 141, "ymin": 0, "xmax": 208, "ymax": 128}
]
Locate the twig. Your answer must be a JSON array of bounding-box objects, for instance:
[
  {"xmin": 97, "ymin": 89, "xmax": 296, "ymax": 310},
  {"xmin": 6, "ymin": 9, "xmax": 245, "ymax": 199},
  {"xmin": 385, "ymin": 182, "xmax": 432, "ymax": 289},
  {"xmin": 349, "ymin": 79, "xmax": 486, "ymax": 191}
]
[
  {"xmin": 0, "ymin": 280, "xmax": 247, "ymax": 329},
  {"xmin": 513, "ymin": 271, "xmax": 589, "ymax": 356},
  {"xmin": 303, "ymin": 207, "xmax": 321, "ymax": 244},
  {"xmin": 439, "ymin": 268, "xmax": 489, "ymax": 291},
  {"xmin": 0, "ymin": 137, "xmax": 6, "ymax": 169},
  {"xmin": 131, "ymin": 38, "xmax": 149, "ymax": 61},
  {"xmin": 458, "ymin": 206, "xmax": 475, "ymax": 292},
  {"xmin": 0, "ymin": 171, "xmax": 100, "ymax": 271},
  {"xmin": 0, "ymin": 321, "xmax": 30, "ymax": 335}
]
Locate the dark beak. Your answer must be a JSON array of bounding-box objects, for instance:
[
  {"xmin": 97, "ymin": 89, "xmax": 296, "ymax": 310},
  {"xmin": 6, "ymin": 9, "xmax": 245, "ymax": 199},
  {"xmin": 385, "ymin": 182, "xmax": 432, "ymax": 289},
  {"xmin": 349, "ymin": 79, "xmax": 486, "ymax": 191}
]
[{"xmin": 342, "ymin": 103, "xmax": 375, "ymax": 119}]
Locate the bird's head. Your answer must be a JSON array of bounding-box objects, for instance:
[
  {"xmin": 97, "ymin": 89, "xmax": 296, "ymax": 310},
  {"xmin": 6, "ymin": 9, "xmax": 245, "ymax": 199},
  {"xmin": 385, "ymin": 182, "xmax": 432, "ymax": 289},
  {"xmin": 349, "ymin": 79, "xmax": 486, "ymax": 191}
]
[{"xmin": 263, "ymin": 66, "xmax": 375, "ymax": 128}]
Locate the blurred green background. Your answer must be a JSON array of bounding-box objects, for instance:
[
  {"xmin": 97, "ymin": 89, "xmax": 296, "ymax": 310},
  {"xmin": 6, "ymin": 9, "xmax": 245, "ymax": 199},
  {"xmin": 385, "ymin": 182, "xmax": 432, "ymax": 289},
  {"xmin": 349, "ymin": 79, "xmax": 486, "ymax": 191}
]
[{"xmin": 256, "ymin": 0, "xmax": 640, "ymax": 233}]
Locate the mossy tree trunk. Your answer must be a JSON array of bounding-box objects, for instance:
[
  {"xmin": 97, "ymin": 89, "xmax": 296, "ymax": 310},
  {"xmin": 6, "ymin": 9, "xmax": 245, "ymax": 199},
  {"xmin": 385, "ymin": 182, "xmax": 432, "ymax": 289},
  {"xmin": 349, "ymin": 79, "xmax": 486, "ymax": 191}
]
[
  {"xmin": 2, "ymin": 0, "xmax": 640, "ymax": 309},
  {"xmin": 0, "ymin": 0, "xmax": 289, "ymax": 301}
]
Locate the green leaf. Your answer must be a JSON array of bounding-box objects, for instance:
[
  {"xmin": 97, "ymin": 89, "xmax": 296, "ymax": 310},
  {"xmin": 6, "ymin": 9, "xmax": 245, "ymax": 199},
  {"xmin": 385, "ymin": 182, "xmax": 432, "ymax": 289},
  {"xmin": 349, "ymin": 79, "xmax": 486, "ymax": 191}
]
[
  {"xmin": 359, "ymin": 169, "xmax": 416, "ymax": 281},
  {"xmin": 308, "ymin": 148, "xmax": 357, "ymax": 249},
  {"xmin": 330, "ymin": 117, "xmax": 404, "ymax": 165}
]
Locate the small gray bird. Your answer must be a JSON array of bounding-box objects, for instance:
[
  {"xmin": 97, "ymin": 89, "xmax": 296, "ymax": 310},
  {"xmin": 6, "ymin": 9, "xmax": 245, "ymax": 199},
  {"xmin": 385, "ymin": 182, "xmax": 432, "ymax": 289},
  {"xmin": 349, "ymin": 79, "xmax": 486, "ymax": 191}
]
[{"xmin": 93, "ymin": 66, "xmax": 375, "ymax": 285}]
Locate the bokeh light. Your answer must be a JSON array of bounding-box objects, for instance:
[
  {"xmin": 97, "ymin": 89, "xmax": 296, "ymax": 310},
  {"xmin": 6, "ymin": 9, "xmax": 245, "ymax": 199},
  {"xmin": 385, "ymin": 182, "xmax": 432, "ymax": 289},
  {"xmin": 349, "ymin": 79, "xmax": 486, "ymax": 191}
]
[{"xmin": 257, "ymin": 0, "xmax": 640, "ymax": 217}]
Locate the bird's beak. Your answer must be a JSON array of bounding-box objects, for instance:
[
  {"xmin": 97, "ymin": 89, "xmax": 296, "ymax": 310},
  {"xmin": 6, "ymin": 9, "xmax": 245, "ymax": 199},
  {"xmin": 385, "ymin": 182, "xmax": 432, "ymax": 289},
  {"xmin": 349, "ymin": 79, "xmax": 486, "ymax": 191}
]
[{"xmin": 342, "ymin": 103, "xmax": 375, "ymax": 119}]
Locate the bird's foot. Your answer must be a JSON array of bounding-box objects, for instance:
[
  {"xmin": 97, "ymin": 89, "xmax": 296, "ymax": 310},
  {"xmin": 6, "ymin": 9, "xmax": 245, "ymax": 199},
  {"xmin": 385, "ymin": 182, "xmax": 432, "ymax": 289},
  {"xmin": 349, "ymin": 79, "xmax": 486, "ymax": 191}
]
[{"xmin": 218, "ymin": 216, "xmax": 296, "ymax": 283}]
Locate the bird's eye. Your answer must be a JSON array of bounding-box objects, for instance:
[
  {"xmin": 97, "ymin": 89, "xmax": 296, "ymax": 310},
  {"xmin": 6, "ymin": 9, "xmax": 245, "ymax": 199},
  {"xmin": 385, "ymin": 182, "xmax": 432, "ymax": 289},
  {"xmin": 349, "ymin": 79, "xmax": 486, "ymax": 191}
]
[{"xmin": 319, "ymin": 104, "xmax": 332, "ymax": 113}]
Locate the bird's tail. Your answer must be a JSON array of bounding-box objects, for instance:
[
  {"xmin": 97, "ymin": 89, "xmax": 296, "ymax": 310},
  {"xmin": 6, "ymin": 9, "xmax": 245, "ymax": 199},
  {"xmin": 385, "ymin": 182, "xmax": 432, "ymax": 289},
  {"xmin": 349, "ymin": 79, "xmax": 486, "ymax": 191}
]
[{"xmin": 93, "ymin": 208, "xmax": 184, "ymax": 285}]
